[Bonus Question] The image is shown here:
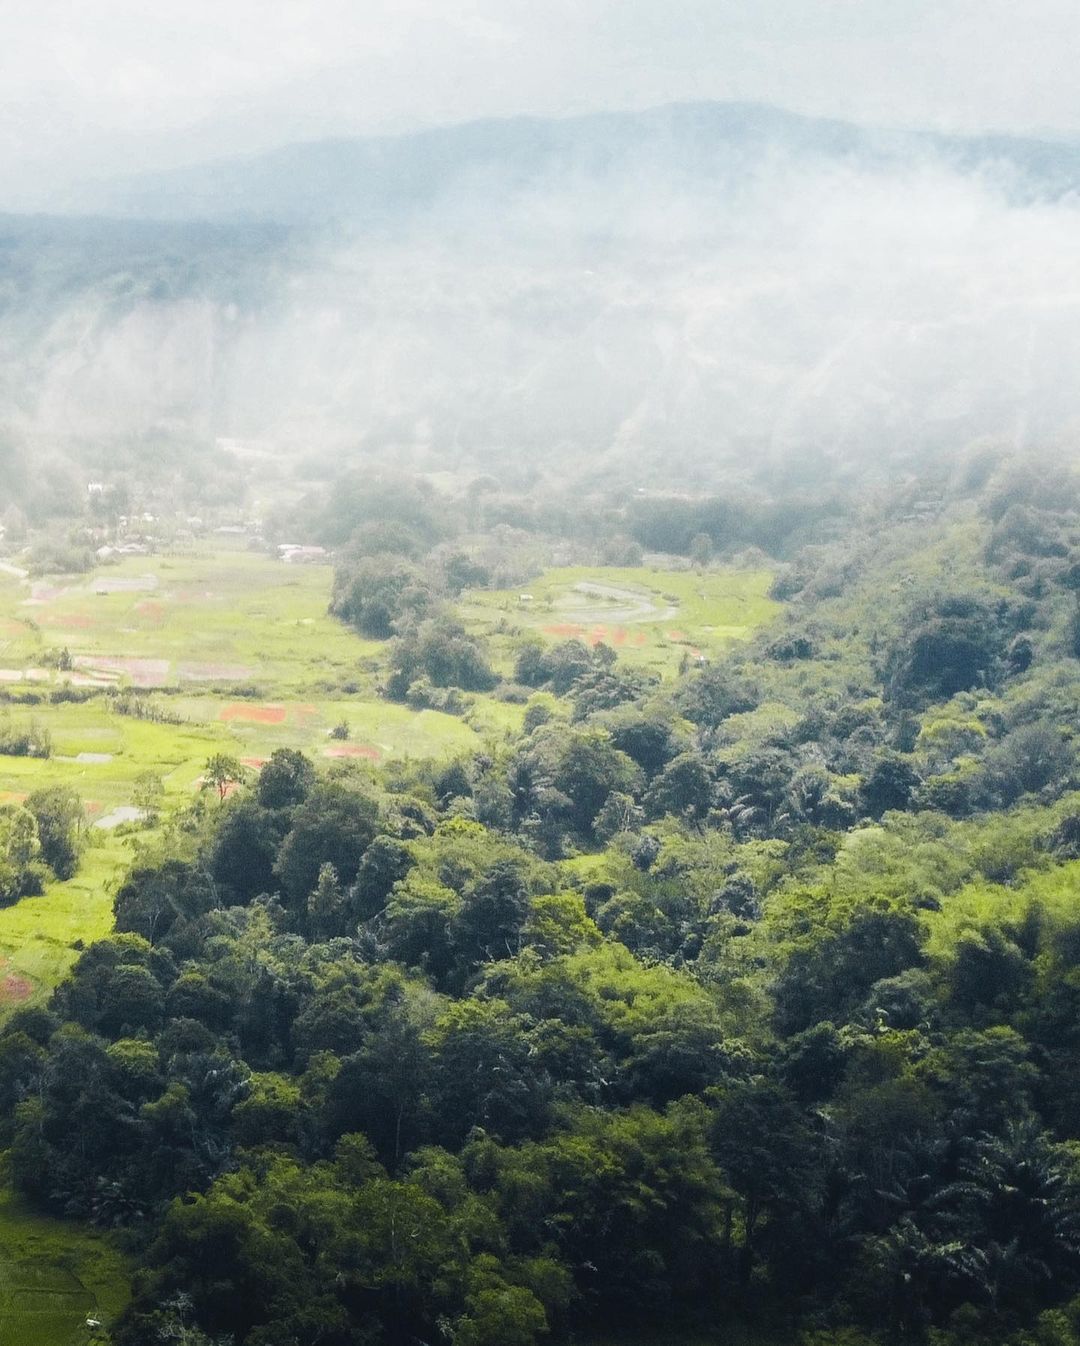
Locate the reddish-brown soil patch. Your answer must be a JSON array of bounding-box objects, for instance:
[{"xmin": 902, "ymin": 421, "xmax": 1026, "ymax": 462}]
[
  {"xmin": 241, "ymin": 757, "xmax": 269, "ymax": 768},
  {"xmin": 544, "ymin": 623, "xmax": 585, "ymax": 638},
  {"xmin": 0, "ymin": 974, "xmax": 33, "ymax": 1003},
  {"xmin": 632, "ymin": 632, "xmax": 648, "ymax": 646},
  {"xmin": 666, "ymin": 629, "xmax": 687, "ymax": 641},
  {"xmin": 51, "ymin": 611, "xmax": 96, "ymax": 629},
  {"xmin": 136, "ymin": 600, "xmax": 166, "ymax": 620},
  {"xmin": 323, "ymin": 744, "xmax": 382, "ymax": 760},
  {"xmin": 0, "ymin": 791, "xmax": 27, "ymax": 804},
  {"xmin": 73, "ymin": 655, "xmax": 169, "ymax": 687},
  {"xmin": 220, "ymin": 704, "xmax": 287, "ymax": 725}
]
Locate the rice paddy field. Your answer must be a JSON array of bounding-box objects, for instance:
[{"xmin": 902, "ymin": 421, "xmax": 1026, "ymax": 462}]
[
  {"xmin": 0, "ymin": 549, "xmax": 376, "ymax": 692},
  {"xmin": 0, "ymin": 1179, "xmax": 129, "ymax": 1345}
]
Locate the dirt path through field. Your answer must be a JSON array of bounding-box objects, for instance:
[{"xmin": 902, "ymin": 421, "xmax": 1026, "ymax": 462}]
[{"xmin": 556, "ymin": 581, "xmax": 677, "ymax": 624}]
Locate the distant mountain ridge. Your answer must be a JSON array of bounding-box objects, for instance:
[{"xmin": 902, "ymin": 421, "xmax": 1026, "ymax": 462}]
[
  {"xmin": 61, "ymin": 101, "xmax": 1080, "ymax": 225},
  {"xmin": 6, "ymin": 100, "xmax": 1080, "ymax": 480}
]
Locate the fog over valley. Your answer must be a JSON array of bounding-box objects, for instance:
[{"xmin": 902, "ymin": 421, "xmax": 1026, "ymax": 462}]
[{"xmin": 5, "ymin": 102, "xmax": 1080, "ymax": 490}]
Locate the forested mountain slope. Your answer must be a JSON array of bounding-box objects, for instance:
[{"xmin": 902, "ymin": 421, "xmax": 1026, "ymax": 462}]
[{"xmin": 4, "ymin": 456, "xmax": 1080, "ymax": 1346}]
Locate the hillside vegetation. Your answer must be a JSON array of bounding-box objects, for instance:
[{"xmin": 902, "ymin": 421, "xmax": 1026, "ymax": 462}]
[{"xmin": 0, "ymin": 450, "xmax": 1076, "ymax": 1346}]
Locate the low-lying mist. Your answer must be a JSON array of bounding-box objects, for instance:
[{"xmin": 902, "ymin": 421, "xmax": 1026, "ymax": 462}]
[{"xmin": 5, "ymin": 105, "xmax": 1080, "ymax": 489}]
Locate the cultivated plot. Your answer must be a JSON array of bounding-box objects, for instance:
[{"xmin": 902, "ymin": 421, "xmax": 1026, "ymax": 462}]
[
  {"xmin": 0, "ymin": 1184, "xmax": 128, "ymax": 1346},
  {"xmin": 458, "ymin": 565, "xmax": 779, "ymax": 676}
]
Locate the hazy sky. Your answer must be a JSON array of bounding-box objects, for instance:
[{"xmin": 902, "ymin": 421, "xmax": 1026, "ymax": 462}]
[{"xmin": 3, "ymin": 0, "xmax": 1080, "ymax": 196}]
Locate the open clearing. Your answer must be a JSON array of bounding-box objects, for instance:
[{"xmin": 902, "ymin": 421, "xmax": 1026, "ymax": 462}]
[
  {"xmin": 0, "ymin": 549, "xmax": 377, "ymax": 693},
  {"xmin": 458, "ymin": 564, "xmax": 779, "ymax": 677},
  {"xmin": 0, "ymin": 550, "xmax": 780, "ymax": 1018}
]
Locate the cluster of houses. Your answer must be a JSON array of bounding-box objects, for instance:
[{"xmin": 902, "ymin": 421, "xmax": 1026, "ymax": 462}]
[{"xmin": 83, "ymin": 480, "xmax": 331, "ymax": 565}]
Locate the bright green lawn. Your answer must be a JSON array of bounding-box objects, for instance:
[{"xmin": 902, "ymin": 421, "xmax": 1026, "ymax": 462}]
[{"xmin": 0, "ymin": 839, "xmax": 128, "ymax": 1013}]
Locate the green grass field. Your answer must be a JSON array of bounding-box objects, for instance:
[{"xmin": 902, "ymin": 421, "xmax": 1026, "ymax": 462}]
[
  {"xmin": 0, "ymin": 840, "xmax": 127, "ymax": 1015},
  {"xmin": 457, "ymin": 565, "xmax": 779, "ymax": 678},
  {"xmin": 0, "ymin": 1177, "xmax": 130, "ymax": 1345},
  {"xmin": 0, "ymin": 549, "xmax": 378, "ymax": 693}
]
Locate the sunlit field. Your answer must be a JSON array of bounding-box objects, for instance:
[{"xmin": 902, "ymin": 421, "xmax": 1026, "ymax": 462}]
[
  {"xmin": 458, "ymin": 565, "xmax": 780, "ymax": 677},
  {"xmin": 0, "ymin": 1178, "xmax": 129, "ymax": 1345}
]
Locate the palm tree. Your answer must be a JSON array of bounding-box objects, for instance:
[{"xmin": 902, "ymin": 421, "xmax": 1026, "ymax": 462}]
[{"xmin": 934, "ymin": 1120, "xmax": 1080, "ymax": 1314}]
